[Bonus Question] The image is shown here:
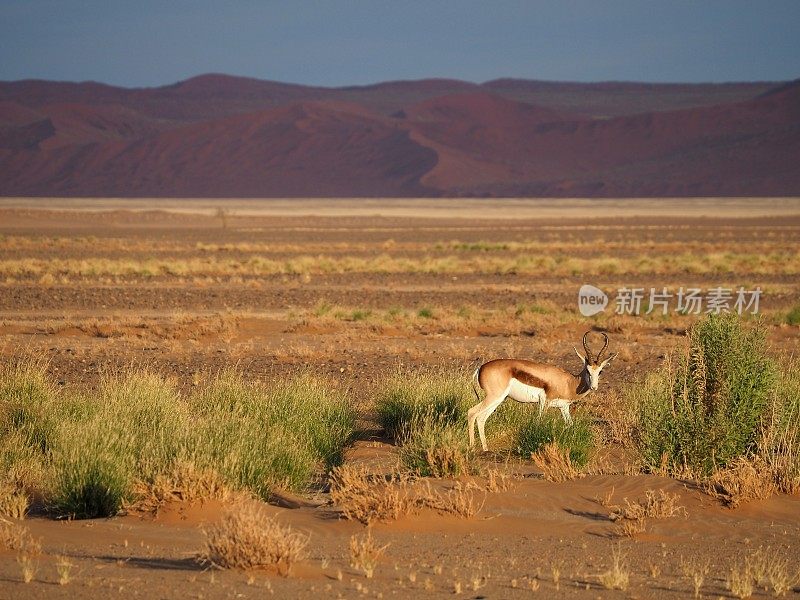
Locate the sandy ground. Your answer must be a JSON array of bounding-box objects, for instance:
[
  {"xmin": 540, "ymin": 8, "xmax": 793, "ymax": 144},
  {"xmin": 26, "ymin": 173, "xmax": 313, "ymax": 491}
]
[
  {"xmin": 1, "ymin": 196, "xmax": 799, "ymax": 218},
  {"xmin": 1, "ymin": 199, "xmax": 799, "ymax": 598}
]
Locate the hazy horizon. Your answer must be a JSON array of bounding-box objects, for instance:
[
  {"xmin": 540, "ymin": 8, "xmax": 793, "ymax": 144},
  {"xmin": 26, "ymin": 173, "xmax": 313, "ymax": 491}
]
[{"xmin": 1, "ymin": 1, "xmax": 798, "ymax": 88}]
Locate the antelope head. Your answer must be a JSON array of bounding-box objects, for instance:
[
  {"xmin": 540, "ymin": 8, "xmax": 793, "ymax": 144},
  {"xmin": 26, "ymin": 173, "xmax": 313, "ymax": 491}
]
[{"xmin": 573, "ymin": 331, "xmax": 617, "ymax": 391}]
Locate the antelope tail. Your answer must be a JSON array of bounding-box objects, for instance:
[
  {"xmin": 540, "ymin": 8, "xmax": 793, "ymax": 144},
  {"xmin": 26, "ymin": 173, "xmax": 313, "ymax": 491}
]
[{"xmin": 471, "ymin": 366, "xmax": 482, "ymax": 403}]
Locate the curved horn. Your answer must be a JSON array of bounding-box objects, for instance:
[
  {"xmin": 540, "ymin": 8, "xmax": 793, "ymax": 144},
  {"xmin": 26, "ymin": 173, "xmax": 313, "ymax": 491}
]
[
  {"xmin": 596, "ymin": 332, "xmax": 609, "ymax": 362},
  {"xmin": 582, "ymin": 331, "xmax": 591, "ymax": 358}
]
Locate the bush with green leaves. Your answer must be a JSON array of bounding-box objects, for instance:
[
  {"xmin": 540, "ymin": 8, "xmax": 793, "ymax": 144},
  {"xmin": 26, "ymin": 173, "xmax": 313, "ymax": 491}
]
[{"xmin": 632, "ymin": 313, "xmax": 778, "ymax": 475}]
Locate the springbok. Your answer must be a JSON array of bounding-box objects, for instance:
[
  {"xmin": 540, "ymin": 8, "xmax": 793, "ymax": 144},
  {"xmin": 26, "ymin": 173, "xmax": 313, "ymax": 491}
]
[{"xmin": 468, "ymin": 331, "xmax": 616, "ymax": 451}]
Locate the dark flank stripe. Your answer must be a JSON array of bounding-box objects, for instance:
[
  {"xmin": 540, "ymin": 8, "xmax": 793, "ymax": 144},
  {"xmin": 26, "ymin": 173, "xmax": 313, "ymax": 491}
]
[{"xmin": 510, "ymin": 369, "xmax": 551, "ymax": 395}]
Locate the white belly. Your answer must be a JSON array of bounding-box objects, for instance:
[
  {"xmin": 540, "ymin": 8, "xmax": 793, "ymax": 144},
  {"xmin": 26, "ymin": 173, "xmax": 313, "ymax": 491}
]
[{"xmin": 507, "ymin": 378, "xmax": 546, "ymax": 404}]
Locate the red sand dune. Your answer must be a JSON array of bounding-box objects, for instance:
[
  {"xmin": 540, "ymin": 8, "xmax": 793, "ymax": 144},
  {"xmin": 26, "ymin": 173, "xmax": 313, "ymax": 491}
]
[{"xmin": 0, "ymin": 74, "xmax": 797, "ymax": 197}]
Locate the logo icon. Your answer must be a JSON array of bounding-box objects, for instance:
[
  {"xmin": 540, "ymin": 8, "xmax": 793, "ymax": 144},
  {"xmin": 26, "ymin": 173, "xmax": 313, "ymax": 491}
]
[{"xmin": 578, "ymin": 284, "xmax": 608, "ymax": 317}]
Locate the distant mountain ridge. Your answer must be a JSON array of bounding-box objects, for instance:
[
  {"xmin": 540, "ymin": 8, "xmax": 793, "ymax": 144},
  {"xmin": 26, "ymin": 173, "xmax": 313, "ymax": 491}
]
[{"xmin": 0, "ymin": 74, "xmax": 797, "ymax": 197}]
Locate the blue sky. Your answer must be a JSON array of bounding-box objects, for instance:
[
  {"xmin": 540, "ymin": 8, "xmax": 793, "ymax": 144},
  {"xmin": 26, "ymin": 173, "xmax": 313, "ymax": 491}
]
[{"xmin": 1, "ymin": 1, "xmax": 798, "ymax": 87}]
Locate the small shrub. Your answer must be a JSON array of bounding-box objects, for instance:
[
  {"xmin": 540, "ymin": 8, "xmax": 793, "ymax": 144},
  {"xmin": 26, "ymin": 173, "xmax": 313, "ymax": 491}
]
[
  {"xmin": 418, "ymin": 480, "xmax": 484, "ymax": 518},
  {"xmin": 610, "ymin": 489, "xmax": 686, "ymax": 537},
  {"xmin": 200, "ymin": 502, "xmax": 308, "ymax": 575},
  {"xmin": 329, "ymin": 467, "xmax": 483, "ymax": 522},
  {"xmin": 516, "ymin": 412, "xmax": 594, "ymax": 469},
  {"xmin": 417, "ymin": 307, "xmax": 434, "ymax": 319},
  {"xmin": 609, "ymin": 489, "xmax": 687, "ymax": 521},
  {"xmin": 760, "ymin": 359, "xmax": 800, "ymax": 494},
  {"xmin": 0, "ymin": 357, "xmax": 59, "ymax": 455}
]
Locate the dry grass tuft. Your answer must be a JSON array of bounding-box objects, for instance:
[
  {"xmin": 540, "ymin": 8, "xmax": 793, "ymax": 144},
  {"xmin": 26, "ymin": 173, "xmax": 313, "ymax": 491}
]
[
  {"xmin": 680, "ymin": 557, "xmax": 709, "ymax": 598},
  {"xmin": 199, "ymin": 502, "xmax": 308, "ymax": 575},
  {"xmin": 531, "ymin": 442, "xmax": 580, "ymax": 482},
  {"xmin": 418, "ymin": 481, "xmax": 485, "ymax": 518},
  {"xmin": 609, "ymin": 489, "xmax": 686, "ymax": 537},
  {"xmin": 0, "ymin": 480, "xmax": 29, "ymax": 519},
  {"xmin": 329, "ymin": 466, "xmax": 484, "ymax": 524},
  {"xmin": 329, "ymin": 465, "xmax": 416, "ymax": 525},
  {"xmin": 2, "ymin": 520, "xmax": 42, "ymax": 584},
  {"xmin": 484, "ymin": 468, "xmax": 514, "ymax": 493},
  {"xmin": 610, "ymin": 489, "xmax": 687, "ymax": 521},
  {"xmin": 349, "ymin": 531, "xmax": 389, "ymax": 578},
  {"xmin": 727, "ymin": 562, "xmax": 755, "ymax": 599},
  {"xmin": 706, "ymin": 456, "xmax": 777, "ymax": 508},
  {"xmin": 128, "ymin": 461, "xmax": 235, "ymax": 515},
  {"xmin": 0, "ymin": 519, "xmax": 40, "ymax": 553},
  {"xmin": 55, "ymin": 555, "xmax": 75, "ymax": 585},
  {"xmin": 598, "ymin": 544, "xmax": 630, "ymax": 591},
  {"xmin": 725, "ymin": 547, "xmax": 799, "ymax": 598}
]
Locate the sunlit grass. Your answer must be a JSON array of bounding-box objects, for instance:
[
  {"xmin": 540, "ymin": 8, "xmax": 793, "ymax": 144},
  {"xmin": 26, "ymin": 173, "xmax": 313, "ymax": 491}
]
[{"xmin": 0, "ymin": 359, "xmax": 357, "ymax": 519}]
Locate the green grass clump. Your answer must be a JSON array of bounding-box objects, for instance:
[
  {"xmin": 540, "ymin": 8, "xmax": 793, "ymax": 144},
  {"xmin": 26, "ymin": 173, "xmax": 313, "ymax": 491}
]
[
  {"xmin": 631, "ymin": 313, "xmax": 777, "ymax": 476},
  {"xmin": 376, "ymin": 370, "xmax": 475, "ymax": 477},
  {"xmin": 398, "ymin": 414, "xmax": 475, "ymax": 477},
  {"xmin": 196, "ymin": 372, "xmax": 355, "ymax": 494},
  {"xmin": 0, "ymin": 360, "xmax": 357, "ymax": 519},
  {"xmin": 515, "ymin": 412, "xmax": 594, "ymax": 468},
  {"xmin": 0, "ymin": 357, "xmax": 59, "ymax": 455},
  {"xmin": 785, "ymin": 304, "xmax": 800, "ymax": 326},
  {"xmin": 375, "ymin": 370, "xmax": 471, "ymax": 442}
]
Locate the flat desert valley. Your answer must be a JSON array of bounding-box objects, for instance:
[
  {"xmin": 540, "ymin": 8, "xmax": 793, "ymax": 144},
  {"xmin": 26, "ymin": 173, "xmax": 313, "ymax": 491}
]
[{"xmin": 1, "ymin": 197, "xmax": 799, "ymax": 599}]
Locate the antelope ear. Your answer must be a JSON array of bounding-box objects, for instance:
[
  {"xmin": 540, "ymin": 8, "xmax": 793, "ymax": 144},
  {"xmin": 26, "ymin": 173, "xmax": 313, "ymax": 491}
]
[
  {"xmin": 573, "ymin": 346, "xmax": 587, "ymax": 363},
  {"xmin": 600, "ymin": 353, "xmax": 618, "ymax": 368}
]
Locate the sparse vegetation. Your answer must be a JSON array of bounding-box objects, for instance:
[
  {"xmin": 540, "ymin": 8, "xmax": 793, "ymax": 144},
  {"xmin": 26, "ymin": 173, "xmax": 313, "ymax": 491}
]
[
  {"xmin": 376, "ymin": 370, "xmax": 479, "ymax": 477},
  {"xmin": 200, "ymin": 501, "xmax": 308, "ymax": 575},
  {"xmin": 629, "ymin": 314, "xmax": 800, "ymax": 506},
  {"xmin": 726, "ymin": 548, "xmax": 798, "ymax": 598},
  {"xmin": 329, "ymin": 466, "xmax": 416, "ymax": 525},
  {"xmin": 530, "ymin": 442, "xmax": 580, "ymax": 482},
  {"xmin": 2, "ymin": 207, "xmax": 800, "ymax": 596}
]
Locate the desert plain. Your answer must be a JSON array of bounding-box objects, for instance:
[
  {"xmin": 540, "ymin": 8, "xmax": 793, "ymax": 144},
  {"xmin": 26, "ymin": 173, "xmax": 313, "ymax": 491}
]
[{"xmin": 0, "ymin": 197, "xmax": 799, "ymax": 599}]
